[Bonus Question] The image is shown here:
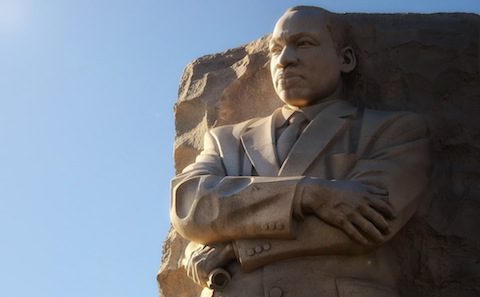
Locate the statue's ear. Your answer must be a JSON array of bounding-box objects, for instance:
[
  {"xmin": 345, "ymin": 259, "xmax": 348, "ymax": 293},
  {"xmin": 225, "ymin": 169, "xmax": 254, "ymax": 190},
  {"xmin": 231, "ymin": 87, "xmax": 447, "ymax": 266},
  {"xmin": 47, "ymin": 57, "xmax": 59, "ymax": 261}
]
[{"xmin": 339, "ymin": 46, "xmax": 356, "ymax": 73}]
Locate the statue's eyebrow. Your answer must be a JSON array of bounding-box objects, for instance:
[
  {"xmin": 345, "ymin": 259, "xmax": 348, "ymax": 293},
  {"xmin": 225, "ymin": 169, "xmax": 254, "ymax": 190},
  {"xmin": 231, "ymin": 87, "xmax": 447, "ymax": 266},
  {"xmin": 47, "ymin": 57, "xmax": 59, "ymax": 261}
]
[
  {"xmin": 271, "ymin": 31, "xmax": 319, "ymax": 44},
  {"xmin": 287, "ymin": 32, "xmax": 318, "ymax": 42}
]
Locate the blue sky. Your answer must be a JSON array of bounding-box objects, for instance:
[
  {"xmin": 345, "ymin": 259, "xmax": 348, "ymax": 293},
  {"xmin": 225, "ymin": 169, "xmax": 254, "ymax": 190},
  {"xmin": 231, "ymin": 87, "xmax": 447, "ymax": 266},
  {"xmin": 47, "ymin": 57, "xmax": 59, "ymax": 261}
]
[{"xmin": 0, "ymin": 1, "xmax": 478, "ymax": 296}]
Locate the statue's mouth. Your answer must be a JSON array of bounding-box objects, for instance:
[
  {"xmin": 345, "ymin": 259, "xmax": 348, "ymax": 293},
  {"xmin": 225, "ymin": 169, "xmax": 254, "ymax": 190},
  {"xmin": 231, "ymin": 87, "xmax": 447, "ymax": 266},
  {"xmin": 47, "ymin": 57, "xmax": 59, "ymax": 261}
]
[{"xmin": 277, "ymin": 75, "xmax": 303, "ymax": 89}]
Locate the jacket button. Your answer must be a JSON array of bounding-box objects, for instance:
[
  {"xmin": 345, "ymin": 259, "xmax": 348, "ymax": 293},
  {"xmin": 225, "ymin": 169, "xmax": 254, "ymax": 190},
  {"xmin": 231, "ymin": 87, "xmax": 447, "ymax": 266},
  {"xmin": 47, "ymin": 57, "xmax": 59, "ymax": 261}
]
[
  {"xmin": 255, "ymin": 246, "xmax": 263, "ymax": 253},
  {"xmin": 247, "ymin": 248, "xmax": 255, "ymax": 256},
  {"xmin": 263, "ymin": 243, "xmax": 271, "ymax": 251},
  {"xmin": 269, "ymin": 287, "xmax": 283, "ymax": 297}
]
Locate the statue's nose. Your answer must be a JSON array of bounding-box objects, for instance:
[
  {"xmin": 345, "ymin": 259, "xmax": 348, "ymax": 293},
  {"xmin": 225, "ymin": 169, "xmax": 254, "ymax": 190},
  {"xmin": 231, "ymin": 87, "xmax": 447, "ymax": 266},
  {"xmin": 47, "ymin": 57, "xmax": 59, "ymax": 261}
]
[{"xmin": 277, "ymin": 46, "xmax": 298, "ymax": 68}]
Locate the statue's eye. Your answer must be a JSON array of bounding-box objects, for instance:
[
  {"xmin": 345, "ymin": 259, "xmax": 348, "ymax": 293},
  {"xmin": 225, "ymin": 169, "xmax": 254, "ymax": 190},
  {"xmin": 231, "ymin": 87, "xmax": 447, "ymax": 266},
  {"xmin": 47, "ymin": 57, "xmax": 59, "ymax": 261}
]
[
  {"xmin": 269, "ymin": 45, "xmax": 283, "ymax": 54},
  {"xmin": 297, "ymin": 39, "xmax": 315, "ymax": 48}
]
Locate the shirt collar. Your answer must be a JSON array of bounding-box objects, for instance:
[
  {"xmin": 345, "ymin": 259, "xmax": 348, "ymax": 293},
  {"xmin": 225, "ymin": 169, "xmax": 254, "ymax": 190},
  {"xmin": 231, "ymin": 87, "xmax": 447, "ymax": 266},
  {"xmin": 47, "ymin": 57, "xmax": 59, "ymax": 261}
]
[{"xmin": 275, "ymin": 99, "xmax": 340, "ymax": 128}]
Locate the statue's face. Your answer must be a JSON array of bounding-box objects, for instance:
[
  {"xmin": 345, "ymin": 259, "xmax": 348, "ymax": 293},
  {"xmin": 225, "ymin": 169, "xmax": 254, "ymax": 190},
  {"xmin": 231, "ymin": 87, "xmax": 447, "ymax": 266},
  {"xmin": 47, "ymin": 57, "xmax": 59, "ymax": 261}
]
[{"xmin": 270, "ymin": 10, "xmax": 348, "ymax": 107}]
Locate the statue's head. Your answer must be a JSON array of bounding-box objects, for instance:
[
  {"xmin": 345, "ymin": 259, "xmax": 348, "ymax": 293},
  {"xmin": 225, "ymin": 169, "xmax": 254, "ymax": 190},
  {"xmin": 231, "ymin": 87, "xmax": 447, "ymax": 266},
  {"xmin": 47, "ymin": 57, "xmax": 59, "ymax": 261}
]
[{"xmin": 269, "ymin": 6, "xmax": 357, "ymax": 107}]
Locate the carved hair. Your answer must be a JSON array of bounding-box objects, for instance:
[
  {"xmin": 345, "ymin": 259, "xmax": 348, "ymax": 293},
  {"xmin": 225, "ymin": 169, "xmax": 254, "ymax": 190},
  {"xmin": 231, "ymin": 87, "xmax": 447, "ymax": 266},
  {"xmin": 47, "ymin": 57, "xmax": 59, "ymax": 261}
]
[{"xmin": 286, "ymin": 6, "xmax": 351, "ymax": 50}]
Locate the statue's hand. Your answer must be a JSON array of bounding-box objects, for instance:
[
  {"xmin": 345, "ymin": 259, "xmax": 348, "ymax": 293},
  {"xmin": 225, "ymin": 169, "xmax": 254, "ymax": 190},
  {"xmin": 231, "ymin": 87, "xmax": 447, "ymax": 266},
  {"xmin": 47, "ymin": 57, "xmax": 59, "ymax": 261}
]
[
  {"xmin": 182, "ymin": 242, "xmax": 235, "ymax": 288},
  {"xmin": 301, "ymin": 179, "xmax": 396, "ymax": 245}
]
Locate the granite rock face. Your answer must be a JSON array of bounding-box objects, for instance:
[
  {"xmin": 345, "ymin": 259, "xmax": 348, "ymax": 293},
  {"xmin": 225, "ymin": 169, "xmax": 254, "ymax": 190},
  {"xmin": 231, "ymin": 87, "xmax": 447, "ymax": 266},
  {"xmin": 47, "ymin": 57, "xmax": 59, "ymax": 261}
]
[{"xmin": 158, "ymin": 12, "xmax": 480, "ymax": 297}]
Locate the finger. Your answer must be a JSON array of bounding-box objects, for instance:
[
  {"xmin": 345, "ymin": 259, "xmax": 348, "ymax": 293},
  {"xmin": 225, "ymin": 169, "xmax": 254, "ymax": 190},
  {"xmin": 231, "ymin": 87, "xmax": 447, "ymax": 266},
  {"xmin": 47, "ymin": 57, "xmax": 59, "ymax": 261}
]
[
  {"xmin": 341, "ymin": 219, "xmax": 371, "ymax": 246},
  {"xmin": 193, "ymin": 256, "xmax": 201, "ymax": 285},
  {"xmin": 201, "ymin": 247, "xmax": 220, "ymax": 274},
  {"xmin": 200, "ymin": 244, "xmax": 213, "ymax": 253},
  {"xmin": 194, "ymin": 258, "xmax": 207, "ymax": 287},
  {"xmin": 359, "ymin": 205, "xmax": 391, "ymax": 234},
  {"xmin": 190, "ymin": 247, "xmax": 215, "ymax": 287},
  {"xmin": 186, "ymin": 260, "xmax": 193, "ymax": 280},
  {"xmin": 320, "ymin": 209, "xmax": 370, "ymax": 245},
  {"xmin": 350, "ymin": 212, "xmax": 384, "ymax": 243},
  {"xmin": 365, "ymin": 185, "xmax": 389, "ymax": 196},
  {"xmin": 366, "ymin": 197, "xmax": 396, "ymax": 220},
  {"xmin": 186, "ymin": 250, "xmax": 200, "ymax": 280}
]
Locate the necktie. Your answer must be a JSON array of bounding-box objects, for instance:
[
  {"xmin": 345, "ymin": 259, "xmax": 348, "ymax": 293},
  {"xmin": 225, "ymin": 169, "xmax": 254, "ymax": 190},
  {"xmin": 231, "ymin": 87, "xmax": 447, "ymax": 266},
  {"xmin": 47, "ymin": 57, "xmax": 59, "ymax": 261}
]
[{"xmin": 276, "ymin": 111, "xmax": 308, "ymax": 164}]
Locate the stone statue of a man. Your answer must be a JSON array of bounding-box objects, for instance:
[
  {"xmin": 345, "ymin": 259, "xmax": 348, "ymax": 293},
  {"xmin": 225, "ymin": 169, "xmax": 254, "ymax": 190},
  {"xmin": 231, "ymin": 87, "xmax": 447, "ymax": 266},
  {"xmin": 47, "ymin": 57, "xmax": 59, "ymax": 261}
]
[{"xmin": 170, "ymin": 6, "xmax": 430, "ymax": 297}]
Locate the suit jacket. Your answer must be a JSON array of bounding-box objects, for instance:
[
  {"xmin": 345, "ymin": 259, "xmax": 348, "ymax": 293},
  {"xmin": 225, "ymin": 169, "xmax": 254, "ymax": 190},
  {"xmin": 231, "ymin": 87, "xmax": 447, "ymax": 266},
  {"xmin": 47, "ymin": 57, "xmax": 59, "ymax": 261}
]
[{"xmin": 171, "ymin": 100, "xmax": 430, "ymax": 297}]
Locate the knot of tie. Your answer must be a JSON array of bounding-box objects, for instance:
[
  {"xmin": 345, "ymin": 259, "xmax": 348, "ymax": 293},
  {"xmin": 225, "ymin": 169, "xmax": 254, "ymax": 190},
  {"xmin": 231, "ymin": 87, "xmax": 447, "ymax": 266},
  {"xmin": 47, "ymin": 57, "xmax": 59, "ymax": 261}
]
[
  {"xmin": 276, "ymin": 111, "xmax": 308, "ymax": 164},
  {"xmin": 288, "ymin": 111, "xmax": 307, "ymax": 125}
]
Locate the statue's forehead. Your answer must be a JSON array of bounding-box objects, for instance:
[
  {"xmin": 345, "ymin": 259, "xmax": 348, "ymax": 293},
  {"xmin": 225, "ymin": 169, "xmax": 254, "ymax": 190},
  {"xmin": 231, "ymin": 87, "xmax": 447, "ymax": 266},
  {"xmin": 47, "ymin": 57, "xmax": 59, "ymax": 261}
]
[{"xmin": 272, "ymin": 11, "xmax": 329, "ymax": 40}]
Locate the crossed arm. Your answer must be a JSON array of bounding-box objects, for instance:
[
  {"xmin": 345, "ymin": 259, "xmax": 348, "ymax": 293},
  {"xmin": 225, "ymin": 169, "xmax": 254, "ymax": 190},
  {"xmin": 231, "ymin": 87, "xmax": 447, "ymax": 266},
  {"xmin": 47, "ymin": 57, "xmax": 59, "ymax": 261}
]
[{"xmin": 170, "ymin": 112, "xmax": 430, "ymax": 286}]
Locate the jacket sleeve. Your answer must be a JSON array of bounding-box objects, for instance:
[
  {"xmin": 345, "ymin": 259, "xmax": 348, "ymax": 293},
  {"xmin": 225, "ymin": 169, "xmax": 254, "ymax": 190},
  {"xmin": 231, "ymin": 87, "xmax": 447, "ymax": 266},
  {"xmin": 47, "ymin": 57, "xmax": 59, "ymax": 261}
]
[
  {"xmin": 233, "ymin": 112, "xmax": 431, "ymax": 271},
  {"xmin": 170, "ymin": 128, "xmax": 302, "ymax": 245}
]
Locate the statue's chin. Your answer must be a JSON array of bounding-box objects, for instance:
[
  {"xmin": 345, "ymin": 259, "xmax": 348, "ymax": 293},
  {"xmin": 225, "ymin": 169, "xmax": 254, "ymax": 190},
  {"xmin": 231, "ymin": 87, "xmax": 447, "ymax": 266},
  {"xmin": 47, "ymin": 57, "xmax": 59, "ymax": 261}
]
[
  {"xmin": 277, "ymin": 89, "xmax": 329, "ymax": 107},
  {"xmin": 279, "ymin": 96, "xmax": 318, "ymax": 108}
]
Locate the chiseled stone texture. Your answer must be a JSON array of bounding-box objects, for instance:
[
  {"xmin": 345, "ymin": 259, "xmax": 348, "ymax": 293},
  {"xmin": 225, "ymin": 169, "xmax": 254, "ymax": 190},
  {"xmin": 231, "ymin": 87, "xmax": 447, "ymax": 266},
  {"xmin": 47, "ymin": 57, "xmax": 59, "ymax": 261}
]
[{"xmin": 158, "ymin": 12, "xmax": 480, "ymax": 297}]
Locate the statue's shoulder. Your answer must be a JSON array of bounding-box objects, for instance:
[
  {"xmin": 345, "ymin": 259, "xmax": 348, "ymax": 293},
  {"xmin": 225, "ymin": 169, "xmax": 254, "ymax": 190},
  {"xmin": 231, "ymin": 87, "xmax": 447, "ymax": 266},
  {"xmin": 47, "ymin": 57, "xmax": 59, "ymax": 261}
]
[
  {"xmin": 361, "ymin": 107, "xmax": 428, "ymax": 141},
  {"xmin": 362, "ymin": 107, "xmax": 425, "ymax": 128}
]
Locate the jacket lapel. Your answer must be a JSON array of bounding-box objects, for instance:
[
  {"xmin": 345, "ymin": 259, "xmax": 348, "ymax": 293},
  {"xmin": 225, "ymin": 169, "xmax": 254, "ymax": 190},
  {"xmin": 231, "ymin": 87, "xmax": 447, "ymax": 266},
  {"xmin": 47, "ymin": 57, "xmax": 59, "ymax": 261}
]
[
  {"xmin": 240, "ymin": 111, "xmax": 280, "ymax": 176},
  {"xmin": 278, "ymin": 101, "xmax": 357, "ymax": 176}
]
